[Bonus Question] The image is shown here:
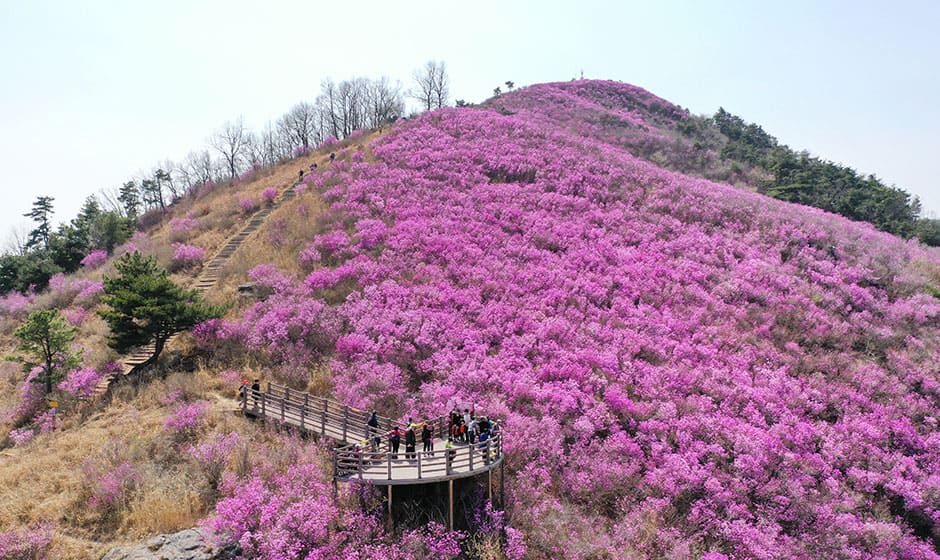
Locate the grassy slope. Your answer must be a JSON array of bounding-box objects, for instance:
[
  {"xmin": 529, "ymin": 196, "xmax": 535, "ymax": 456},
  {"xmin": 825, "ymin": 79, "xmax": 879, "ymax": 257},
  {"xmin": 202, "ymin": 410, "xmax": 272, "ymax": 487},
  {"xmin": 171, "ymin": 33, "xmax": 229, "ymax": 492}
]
[{"xmin": 0, "ymin": 136, "xmax": 381, "ymax": 558}]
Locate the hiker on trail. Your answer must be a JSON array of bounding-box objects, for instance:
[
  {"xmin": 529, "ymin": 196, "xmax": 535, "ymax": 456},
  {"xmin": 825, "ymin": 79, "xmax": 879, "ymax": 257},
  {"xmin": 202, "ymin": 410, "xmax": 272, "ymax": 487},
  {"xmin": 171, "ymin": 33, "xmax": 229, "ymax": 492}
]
[
  {"xmin": 405, "ymin": 426, "xmax": 417, "ymax": 460},
  {"xmin": 388, "ymin": 426, "xmax": 403, "ymax": 459},
  {"xmin": 367, "ymin": 411, "xmax": 380, "ymax": 450},
  {"xmin": 238, "ymin": 380, "xmax": 248, "ymax": 407},
  {"xmin": 422, "ymin": 422, "xmax": 433, "ymax": 453},
  {"xmin": 329, "ymin": 152, "xmax": 336, "ymax": 163},
  {"xmin": 310, "ymin": 162, "xmax": 318, "ymax": 170},
  {"xmin": 298, "ymin": 169, "xmax": 304, "ymax": 182},
  {"xmin": 251, "ymin": 379, "xmax": 261, "ymax": 408}
]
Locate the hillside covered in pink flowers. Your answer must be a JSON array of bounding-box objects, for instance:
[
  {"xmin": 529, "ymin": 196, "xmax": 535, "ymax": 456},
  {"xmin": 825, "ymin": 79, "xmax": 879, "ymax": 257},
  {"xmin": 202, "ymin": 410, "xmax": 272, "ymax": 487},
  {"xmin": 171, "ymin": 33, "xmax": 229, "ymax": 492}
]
[{"xmin": 191, "ymin": 81, "xmax": 940, "ymax": 558}]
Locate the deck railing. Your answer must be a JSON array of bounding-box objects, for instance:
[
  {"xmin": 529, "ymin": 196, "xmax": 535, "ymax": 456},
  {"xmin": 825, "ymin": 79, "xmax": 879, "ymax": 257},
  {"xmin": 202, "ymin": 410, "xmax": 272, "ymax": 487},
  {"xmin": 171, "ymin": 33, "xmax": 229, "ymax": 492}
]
[{"xmin": 242, "ymin": 382, "xmax": 501, "ymax": 483}]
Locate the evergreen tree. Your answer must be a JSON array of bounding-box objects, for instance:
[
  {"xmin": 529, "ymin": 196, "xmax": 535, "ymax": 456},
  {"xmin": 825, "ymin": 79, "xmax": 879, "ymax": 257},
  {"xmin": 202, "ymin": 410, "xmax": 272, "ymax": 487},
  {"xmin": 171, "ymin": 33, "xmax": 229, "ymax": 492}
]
[
  {"xmin": 118, "ymin": 181, "xmax": 141, "ymax": 219},
  {"xmin": 14, "ymin": 309, "xmax": 79, "ymax": 394},
  {"xmin": 98, "ymin": 252, "xmax": 223, "ymax": 367},
  {"xmin": 23, "ymin": 196, "xmax": 55, "ymax": 251}
]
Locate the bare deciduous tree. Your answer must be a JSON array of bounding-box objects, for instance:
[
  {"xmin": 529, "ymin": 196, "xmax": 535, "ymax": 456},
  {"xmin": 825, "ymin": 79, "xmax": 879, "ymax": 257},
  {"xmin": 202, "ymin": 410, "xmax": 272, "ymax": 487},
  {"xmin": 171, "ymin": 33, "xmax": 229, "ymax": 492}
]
[
  {"xmin": 365, "ymin": 77, "xmax": 404, "ymax": 127},
  {"xmin": 260, "ymin": 121, "xmax": 291, "ymax": 165},
  {"xmin": 277, "ymin": 102, "xmax": 319, "ymax": 151},
  {"xmin": 185, "ymin": 150, "xmax": 217, "ymax": 187},
  {"xmin": 3, "ymin": 223, "xmax": 31, "ymax": 256},
  {"xmin": 317, "ymin": 79, "xmax": 342, "ymax": 140},
  {"xmin": 211, "ymin": 117, "xmax": 250, "ymax": 179},
  {"xmin": 411, "ymin": 60, "xmax": 449, "ymax": 111}
]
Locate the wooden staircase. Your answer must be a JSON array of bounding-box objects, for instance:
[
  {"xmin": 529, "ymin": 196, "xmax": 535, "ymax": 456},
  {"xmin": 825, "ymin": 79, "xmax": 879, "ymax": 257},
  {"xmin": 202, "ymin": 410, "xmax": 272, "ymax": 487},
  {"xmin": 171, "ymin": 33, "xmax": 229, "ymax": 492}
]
[{"xmin": 93, "ymin": 186, "xmax": 298, "ymax": 396}]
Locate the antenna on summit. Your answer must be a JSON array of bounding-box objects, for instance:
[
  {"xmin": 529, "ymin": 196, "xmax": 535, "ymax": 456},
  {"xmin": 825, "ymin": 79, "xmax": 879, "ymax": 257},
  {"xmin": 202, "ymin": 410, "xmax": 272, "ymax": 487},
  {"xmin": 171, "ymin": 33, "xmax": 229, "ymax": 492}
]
[{"xmin": 580, "ymin": 69, "xmax": 584, "ymax": 79}]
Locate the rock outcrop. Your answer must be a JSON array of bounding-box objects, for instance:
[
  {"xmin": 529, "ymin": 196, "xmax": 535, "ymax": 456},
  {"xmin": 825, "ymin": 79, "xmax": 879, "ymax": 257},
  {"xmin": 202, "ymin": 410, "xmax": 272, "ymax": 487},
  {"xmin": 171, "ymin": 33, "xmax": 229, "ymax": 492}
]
[{"xmin": 101, "ymin": 528, "xmax": 235, "ymax": 560}]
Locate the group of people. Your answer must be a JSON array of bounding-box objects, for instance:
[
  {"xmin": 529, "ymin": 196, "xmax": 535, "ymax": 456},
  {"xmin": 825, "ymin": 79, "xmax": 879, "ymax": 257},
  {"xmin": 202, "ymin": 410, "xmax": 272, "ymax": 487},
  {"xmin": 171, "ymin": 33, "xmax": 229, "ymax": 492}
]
[
  {"xmin": 362, "ymin": 408, "xmax": 501, "ymax": 462},
  {"xmin": 238, "ymin": 379, "xmax": 262, "ymax": 407},
  {"xmin": 297, "ymin": 152, "xmax": 336, "ymax": 183},
  {"xmin": 448, "ymin": 407, "xmax": 499, "ymax": 448},
  {"xmin": 368, "ymin": 412, "xmax": 434, "ymax": 459}
]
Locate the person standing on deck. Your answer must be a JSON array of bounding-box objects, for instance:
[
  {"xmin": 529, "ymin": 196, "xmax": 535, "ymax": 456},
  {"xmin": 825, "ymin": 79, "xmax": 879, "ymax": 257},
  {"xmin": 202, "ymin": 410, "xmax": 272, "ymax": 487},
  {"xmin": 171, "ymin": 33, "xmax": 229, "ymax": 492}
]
[
  {"xmin": 422, "ymin": 421, "xmax": 433, "ymax": 453},
  {"xmin": 405, "ymin": 425, "xmax": 417, "ymax": 460},
  {"xmin": 367, "ymin": 411, "xmax": 380, "ymax": 451},
  {"xmin": 388, "ymin": 426, "xmax": 403, "ymax": 459},
  {"xmin": 250, "ymin": 379, "xmax": 261, "ymax": 408}
]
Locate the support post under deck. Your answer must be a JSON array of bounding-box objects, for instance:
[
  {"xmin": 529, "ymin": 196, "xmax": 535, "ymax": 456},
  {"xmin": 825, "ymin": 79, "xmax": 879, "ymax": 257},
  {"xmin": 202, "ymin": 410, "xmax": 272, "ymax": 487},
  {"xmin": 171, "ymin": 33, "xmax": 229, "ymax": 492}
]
[
  {"xmin": 448, "ymin": 479, "xmax": 454, "ymax": 531},
  {"xmin": 387, "ymin": 485, "xmax": 394, "ymax": 532}
]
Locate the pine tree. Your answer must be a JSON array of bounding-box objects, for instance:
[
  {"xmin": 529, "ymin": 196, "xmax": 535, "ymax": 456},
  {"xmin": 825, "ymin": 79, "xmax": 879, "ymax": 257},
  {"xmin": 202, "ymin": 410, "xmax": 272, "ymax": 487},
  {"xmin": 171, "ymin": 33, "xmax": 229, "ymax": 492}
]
[
  {"xmin": 98, "ymin": 252, "xmax": 223, "ymax": 367},
  {"xmin": 118, "ymin": 181, "xmax": 141, "ymax": 219},
  {"xmin": 24, "ymin": 196, "xmax": 55, "ymax": 251}
]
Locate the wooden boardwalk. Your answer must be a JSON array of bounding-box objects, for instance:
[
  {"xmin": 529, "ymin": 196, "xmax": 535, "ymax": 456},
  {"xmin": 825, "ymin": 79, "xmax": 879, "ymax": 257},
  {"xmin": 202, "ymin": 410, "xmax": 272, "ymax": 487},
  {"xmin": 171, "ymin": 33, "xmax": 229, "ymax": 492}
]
[{"xmin": 245, "ymin": 383, "xmax": 504, "ymax": 486}]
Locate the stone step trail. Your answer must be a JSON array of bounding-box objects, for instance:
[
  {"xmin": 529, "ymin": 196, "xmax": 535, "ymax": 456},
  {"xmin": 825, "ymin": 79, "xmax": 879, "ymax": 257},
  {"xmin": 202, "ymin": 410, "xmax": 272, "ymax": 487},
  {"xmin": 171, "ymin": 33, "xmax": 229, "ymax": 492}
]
[{"xmin": 93, "ymin": 185, "xmax": 301, "ymax": 396}]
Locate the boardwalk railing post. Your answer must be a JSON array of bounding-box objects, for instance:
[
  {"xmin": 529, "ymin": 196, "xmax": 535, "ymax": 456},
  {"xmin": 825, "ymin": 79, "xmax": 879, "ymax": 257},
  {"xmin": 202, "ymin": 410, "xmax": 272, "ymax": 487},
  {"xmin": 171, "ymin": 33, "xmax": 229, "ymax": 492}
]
[
  {"xmin": 342, "ymin": 405, "xmax": 349, "ymax": 442},
  {"xmin": 358, "ymin": 452, "xmax": 363, "ymax": 480},
  {"xmin": 321, "ymin": 399, "xmax": 328, "ymax": 434},
  {"xmin": 300, "ymin": 402, "xmax": 306, "ymax": 431},
  {"xmin": 484, "ymin": 440, "xmax": 491, "ymax": 465},
  {"xmin": 280, "ymin": 396, "xmax": 285, "ymax": 423},
  {"xmin": 417, "ymin": 451, "xmax": 422, "ymax": 480},
  {"xmin": 446, "ymin": 448, "xmax": 453, "ymax": 475},
  {"xmin": 387, "ymin": 448, "xmax": 392, "ymax": 479},
  {"xmin": 260, "ymin": 393, "xmax": 266, "ymax": 419},
  {"xmin": 469, "ymin": 443, "xmax": 475, "ymax": 471}
]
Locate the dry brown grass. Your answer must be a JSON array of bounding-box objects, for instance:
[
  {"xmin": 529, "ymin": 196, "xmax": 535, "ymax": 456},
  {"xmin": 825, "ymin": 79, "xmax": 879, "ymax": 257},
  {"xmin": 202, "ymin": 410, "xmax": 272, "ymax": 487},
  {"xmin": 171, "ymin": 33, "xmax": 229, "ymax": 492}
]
[
  {"xmin": 0, "ymin": 367, "xmax": 264, "ymax": 559},
  {"xmin": 0, "ymin": 130, "xmax": 388, "ymax": 557}
]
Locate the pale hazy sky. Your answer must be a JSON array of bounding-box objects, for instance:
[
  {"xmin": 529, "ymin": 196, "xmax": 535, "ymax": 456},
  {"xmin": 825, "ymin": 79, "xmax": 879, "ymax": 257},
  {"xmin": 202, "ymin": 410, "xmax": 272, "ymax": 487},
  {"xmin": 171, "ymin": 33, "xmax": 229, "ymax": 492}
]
[{"xmin": 1, "ymin": 0, "xmax": 938, "ymax": 247}]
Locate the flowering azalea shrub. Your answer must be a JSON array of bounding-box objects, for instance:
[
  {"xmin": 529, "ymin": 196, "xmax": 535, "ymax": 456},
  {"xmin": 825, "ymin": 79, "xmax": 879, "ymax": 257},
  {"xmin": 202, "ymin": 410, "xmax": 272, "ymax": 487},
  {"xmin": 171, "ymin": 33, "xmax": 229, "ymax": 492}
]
[
  {"xmin": 207, "ymin": 81, "xmax": 940, "ymax": 557},
  {"xmin": 164, "ymin": 400, "xmax": 210, "ymax": 440},
  {"xmin": 5, "ymin": 366, "xmax": 45, "ymax": 425},
  {"xmin": 293, "ymin": 145, "xmax": 312, "ymax": 157},
  {"xmin": 58, "ymin": 363, "xmax": 120, "ymax": 398},
  {"xmin": 171, "ymin": 243, "xmax": 205, "ymax": 271},
  {"xmin": 0, "ymin": 289, "xmax": 34, "ymax": 316},
  {"xmin": 8, "ymin": 426, "xmax": 36, "ymax": 446},
  {"xmin": 83, "ymin": 460, "xmax": 138, "ymax": 516},
  {"xmin": 80, "ymin": 249, "xmax": 109, "ymax": 269},
  {"xmin": 61, "ymin": 306, "xmax": 88, "ymax": 326},
  {"xmin": 0, "ymin": 521, "xmax": 54, "ymax": 559},
  {"xmin": 261, "ymin": 187, "xmax": 278, "ymax": 205},
  {"xmin": 169, "ymin": 216, "xmax": 199, "ymax": 234},
  {"xmin": 196, "ymin": 271, "xmax": 340, "ymax": 384},
  {"xmin": 208, "ymin": 441, "xmax": 470, "ymax": 560},
  {"xmin": 239, "ymin": 197, "xmax": 259, "ymax": 214}
]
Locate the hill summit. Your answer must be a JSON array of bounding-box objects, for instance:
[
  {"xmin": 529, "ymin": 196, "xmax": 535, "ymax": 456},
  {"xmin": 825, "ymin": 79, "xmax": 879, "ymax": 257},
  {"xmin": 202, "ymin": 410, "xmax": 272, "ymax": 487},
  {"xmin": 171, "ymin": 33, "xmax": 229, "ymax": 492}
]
[{"xmin": 3, "ymin": 80, "xmax": 940, "ymax": 559}]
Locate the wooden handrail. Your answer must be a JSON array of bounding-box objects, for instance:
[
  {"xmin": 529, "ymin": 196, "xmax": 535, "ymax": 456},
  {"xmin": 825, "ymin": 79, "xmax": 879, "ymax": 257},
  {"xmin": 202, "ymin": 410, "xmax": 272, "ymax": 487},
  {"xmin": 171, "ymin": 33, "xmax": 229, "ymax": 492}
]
[{"xmin": 249, "ymin": 382, "xmax": 504, "ymax": 483}]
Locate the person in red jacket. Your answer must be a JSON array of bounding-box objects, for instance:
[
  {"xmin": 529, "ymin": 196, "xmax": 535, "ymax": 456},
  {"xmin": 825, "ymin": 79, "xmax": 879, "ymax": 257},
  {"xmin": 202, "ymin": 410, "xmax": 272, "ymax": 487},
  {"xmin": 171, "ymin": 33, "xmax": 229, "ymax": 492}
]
[{"xmin": 388, "ymin": 426, "xmax": 403, "ymax": 459}]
